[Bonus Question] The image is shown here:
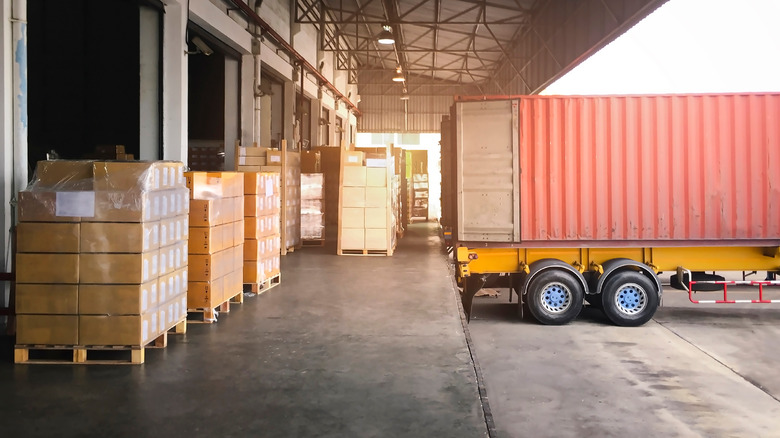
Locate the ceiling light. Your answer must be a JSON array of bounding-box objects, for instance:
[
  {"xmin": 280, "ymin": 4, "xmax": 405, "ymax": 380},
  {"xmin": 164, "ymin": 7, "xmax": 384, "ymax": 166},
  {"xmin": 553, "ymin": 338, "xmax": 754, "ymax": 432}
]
[
  {"xmin": 392, "ymin": 67, "xmax": 405, "ymax": 82},
  {"xmin": 377, "ymin": 25, "xmax": 395, "ymax": 45}
]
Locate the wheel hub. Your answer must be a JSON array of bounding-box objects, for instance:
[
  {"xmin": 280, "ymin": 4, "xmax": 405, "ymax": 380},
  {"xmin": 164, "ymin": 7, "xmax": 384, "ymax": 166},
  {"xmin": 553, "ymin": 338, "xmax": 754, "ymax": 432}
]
[
  {"xmin": 615, "ymin": 283, "xmax": 647, "ymax": 315},
  {"xmin": 540, "ymin": 282, "xmax": 572, "ymax": 313}
]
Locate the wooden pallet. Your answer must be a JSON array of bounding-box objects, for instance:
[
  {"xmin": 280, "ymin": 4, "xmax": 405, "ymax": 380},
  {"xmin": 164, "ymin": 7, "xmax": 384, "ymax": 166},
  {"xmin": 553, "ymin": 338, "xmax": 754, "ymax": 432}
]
[
  {"xmin": 187, "ymin": 292, "xmax": 242, "ymax": 323},
  {"xmin": 14, "ymin": 317, "xmax": 188, "ymax": 365},
  {"xmin": 338, "ymin": 248, "xmax": 394, "ymax": 256},
  {"xmin": 302, "ymin": 238, "xmax": 325, "ymax": 247},
  {"xmin": 244, "ymin": 273, "xmax": 282, "ymax": 295}
]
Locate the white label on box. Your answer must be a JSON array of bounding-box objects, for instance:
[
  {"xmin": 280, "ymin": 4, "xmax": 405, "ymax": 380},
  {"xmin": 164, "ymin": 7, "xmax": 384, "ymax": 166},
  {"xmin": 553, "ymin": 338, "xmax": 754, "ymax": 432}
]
[
  {"xmin": 266, "ymin": 182, "xmax": 274, "ymax": 197},
  {"xmin": 167, "ymin": 278, "xmax": 174, "ymax": 299},
  {"xmin": 151, "ymin": 224, "xmax": 160, "ymax": 247},
  {"xmin": 163, "ymin": 167, "xmax": 169, "ymax": 188},
  {"xmin": 239, "ymin": 156, "xmax": 246, "ymax": 165},
  {"xmin": 347, "ymin": 155, "xmax": 359, "ymax": 163},
  {"xmin": 175, "ymin": 274, "xmax": 181, "ymax": 295},
  {"xmin": 159, "ymin": 224, "xmax": 167, "ymax": 246},
  {"xmin": 143, "ymin": 259, "xmax": 149, "ymax": 282},
  {"xmin": 56, "ymin": 191, "xmax": 95, "ymax": 217},
  {"xmin": 269, "ymin": 154, "xmax": 281, "ymax": 163},
  {"xmin": 143, "ymin": 320, "xmax": 149, "ymax": 344},
  {"xmin": 154, "ymin": 168, "xmax": 161, "ymax": 190},
  {"xmin": 151, "ymin": 283, "xmax": 158, "ymax": 305},
  {"xmin": 175, "ymin": 221, "xmax": 182, "ymax": 241},
  {"xmin": 183, "ymin": 270, "xmax": 188, "ymax": 284},
  {"xmin": 175, "ymin": 248, "xmax": 182, "ymax": 269},
  {"xmin": 153, "ymin": 196, "xmax": 161, "ymax": 219},
  {"xmin": 178, "ymin": 167, "xmax": 184, "ymax": 186},
  {"xmin": 144, "ymin": 197, "xmax": 152, "ymax": 221},
  {"xmin": 152, "ymin": 254, "xmax": 159, "ymax": 277}
]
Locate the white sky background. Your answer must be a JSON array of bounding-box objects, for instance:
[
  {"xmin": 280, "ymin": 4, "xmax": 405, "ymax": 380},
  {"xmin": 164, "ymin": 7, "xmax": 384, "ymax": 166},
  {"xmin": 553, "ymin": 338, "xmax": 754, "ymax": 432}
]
[{"xmin": 542, "ymin": 0, "xmax": 780, "ymax": 95}]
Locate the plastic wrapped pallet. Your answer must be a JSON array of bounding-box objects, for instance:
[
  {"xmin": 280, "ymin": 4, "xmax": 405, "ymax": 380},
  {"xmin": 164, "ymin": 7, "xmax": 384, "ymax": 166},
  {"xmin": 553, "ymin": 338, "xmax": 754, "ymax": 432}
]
[
  {"xmin": 15, "ymin": 160, "xmax": 189, "ymax": 351},
  {"xmin": 301, "ymin": 173, "xmax": 324, "ymax": 241},
  {"xmin": 184, "ymin": 171, "xmax": 245, "ymax": 318}
]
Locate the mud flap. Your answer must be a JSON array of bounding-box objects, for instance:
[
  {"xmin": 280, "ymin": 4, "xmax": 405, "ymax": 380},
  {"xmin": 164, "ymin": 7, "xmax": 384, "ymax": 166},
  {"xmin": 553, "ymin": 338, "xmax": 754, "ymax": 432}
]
[{"xmin": 462, "ymin": 275, "xmax": 487, "ymax": 322}]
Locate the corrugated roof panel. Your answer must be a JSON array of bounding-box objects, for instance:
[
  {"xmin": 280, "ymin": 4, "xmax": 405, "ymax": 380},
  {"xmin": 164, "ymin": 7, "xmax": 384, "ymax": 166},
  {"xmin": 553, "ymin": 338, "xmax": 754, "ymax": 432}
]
[{"xmin": 358, "ymin": 95, "xmax": 453, "ymax": 133}]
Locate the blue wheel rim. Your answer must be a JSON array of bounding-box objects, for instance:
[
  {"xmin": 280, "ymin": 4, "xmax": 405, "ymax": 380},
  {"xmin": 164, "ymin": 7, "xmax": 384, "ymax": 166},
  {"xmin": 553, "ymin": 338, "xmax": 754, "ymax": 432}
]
[
  {"xmin": 614, "ymin": 283, "xmax": 647, "ymax": 315},
  {"xmin": 540, "ymin": 282, "xmax": 572, "ymax": 313}
]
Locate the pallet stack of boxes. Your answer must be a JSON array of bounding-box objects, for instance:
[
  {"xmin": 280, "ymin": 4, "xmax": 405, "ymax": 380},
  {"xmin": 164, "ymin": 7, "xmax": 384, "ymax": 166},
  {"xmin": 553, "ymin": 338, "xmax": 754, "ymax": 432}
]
[
  {"xmin": 338, "ymin": 152, "xmax": 396, "ymax": 255},
  {"xmin": 185, "ymin": 172, "xmax": 245, "ymax": 320},
  {"xmin": 15, "ymin": 160, "xmax": 189, "ymax": 356},
  {"xmin": 243, "ymin": 172, "xmax": 282, "ymax": 287}
]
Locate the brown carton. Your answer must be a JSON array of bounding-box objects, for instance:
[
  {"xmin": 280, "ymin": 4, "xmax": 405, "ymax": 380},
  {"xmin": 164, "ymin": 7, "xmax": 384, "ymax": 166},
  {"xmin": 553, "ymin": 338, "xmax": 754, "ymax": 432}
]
[
  {"xmin": 233, "ymin": 220, "xmax": 244, "ymax": 243},
  {"xmin": 79, "ymin": 312, "xmax": 157, "ymax": 346},
  {"xmin": 79, "ymin": 281, "xmax": 158, "ymax": 315},
  {"xmin": 17, "ymin": 315, "xmax": 79, "ymax": 345},
  {"xmin": 185, "ymin": 171, "xmax": 222, "ymax": 199},
  {"xmin": 34, "ymin": 160, "xmax": 94, "ymax": 188},
  {"xmin": 159, "ymin": 268, "xmax": 187, "ymax": 304},
  {"xmin": 18, "ymin": 190, "xmax": 86, "ymax": 222},
  {"xmin": 189, "ymin": 199, "xmax": 220, "ymax": 227},
  {"xmin": 16, "ymin": 253, "xmax": 79, "ymax": 284},
  {"xmin": 79, "ymin": 252, "xmax": 159, "ymax": 284},
  {"xmin": 93, "ymin": 161, "xmax": 158, "ymax": 192},
  {"xmin": 266, "ymin": 150, "xmax": 283, "ymax": 165},
  {"xmin": 16, "ymin": 284, "xmax": 79, "ymax": 314},
  {"xmin": 16, "ymin": 222, "xmax": 80, "ymax": 253},
  {"xmin": 189, "ymin": 225, "xmax": 223, "ymax": 254},
  {"xmin": 91, "ymin": 190, "xmax": 155, "ymax": 222},
  {"xmin": 188, "ymin": 277, "xmax": 223, "ymax": 309},
  {"xmin": 81, "ymin": 222, "xmax": 160, "ymax": 253}
]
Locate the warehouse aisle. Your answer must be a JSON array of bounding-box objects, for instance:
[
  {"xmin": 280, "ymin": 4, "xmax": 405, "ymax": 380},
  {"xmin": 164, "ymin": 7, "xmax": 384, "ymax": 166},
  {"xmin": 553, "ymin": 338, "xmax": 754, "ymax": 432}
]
[{"xmin": 0, "ymin": 223, "xmax": 486, "ymax": 438}]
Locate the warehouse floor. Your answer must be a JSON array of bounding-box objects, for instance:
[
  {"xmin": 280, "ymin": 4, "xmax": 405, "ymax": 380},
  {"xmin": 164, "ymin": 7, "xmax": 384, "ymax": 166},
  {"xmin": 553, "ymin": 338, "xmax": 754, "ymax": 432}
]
[{"xmin": 0, "ymin": 223, "xmax": 487, "ymax": 438}]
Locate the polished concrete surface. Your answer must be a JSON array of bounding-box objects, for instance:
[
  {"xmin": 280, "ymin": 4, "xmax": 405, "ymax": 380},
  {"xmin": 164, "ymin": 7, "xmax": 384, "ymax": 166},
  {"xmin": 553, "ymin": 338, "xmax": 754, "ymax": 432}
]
[
  {"xmin": 469, "ymin": 281, "xmax": 780, "ymax": 438},
  {"xmin": 0, "ymin": 224, "xmax": 487, "ymax": 438}
]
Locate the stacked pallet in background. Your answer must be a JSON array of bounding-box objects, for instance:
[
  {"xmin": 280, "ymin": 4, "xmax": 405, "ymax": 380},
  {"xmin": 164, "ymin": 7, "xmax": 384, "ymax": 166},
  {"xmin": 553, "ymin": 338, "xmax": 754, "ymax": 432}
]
[
  {"xmin": 316, "ymin": 147, "xmax": 343, "ymax": 245},
  {"xmin": 185, "ymin": 172, "xmax": 245, "ymax": 323},
  {"xmin": 15, "ymin": 160, "xmax": 189, "ymax": 364},
  {"xmin": 338, "ymin": 146, "xmax": 397, "ymax": 256},
  {"xmin": 243, "ymin": 172, "xmax": 282, "ymax": 293},
  {"xmin": 234, "ymin": 140, "xmax": 301, "ymax": 255},
  {"xmin": 301, "ymin": 173, "xmax": 324, "ymax": 245}
]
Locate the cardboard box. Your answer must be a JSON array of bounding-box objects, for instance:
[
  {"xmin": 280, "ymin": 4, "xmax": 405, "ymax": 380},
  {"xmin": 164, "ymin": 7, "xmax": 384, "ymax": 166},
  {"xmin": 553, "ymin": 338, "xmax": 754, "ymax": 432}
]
[
  {"xmin": 225, "ymin": 269, "xmax": 242, "ymax": 298},
  {"xmin": 18, "ymin": 190, "xmax": 85, "ymax": 222},
  {"xmin": 209, "ymin": 172, "xmax": 244, "ymax": 198},
  {"xmin": 267, "ymin": 150, "xmax": 283, "ymax": 165},
  {"xmin": 16, "ymin": 315, "xmax": 79, "ymax": 345},
  {"xmin": 159, "ymin": 162, "xmax": 185, "ymax": 189},
  {"xmin": 341, "ymin": 187, "xmax": 366, "ymax": 208},
  {"xmin": 159, "ymin": 241, "xmax": 187, "ymax": 276},
  {"xmin": 237, "ymin": 156, "xmax": 266, "ymax": 167},
  {"xmin": 79, "ymin": 252, "xmax": 158, "ymax": 284},
  {"xmin": 189, "ymin": 225, "xmax": 223, "ymax": 254},
  {"xmin": 221, "ymin": 223, "xmax": 234, "ymax": 248},
  {"xmin": 238, "ymin": 146, "xmax": 269, "ymax": 157},
  {"xmin": 159, "ymin": 218, "xmax": 175, "ymax": 248},
  {"xmin": 342, "ymin": 208, "xmax": 365, "ymax": 228},
  {"xmin": 16, "ymin": 284, "xmax": 79, "ymax": 314},
  {"xmin": 81, "ymin": 222, "xmax": 159, "ymax": 253},
  {"xmin": 244, "ymin": 216, "xmax": 267, "ymax": 239},
  {"xmin": 16, "ymin": 222, "xmax": 80, "ymax": 253},
  {"xmin": 79, "ymin": 312, "xmax": 158, "ymax": 346},
  {"xmin": 189, "ymin": 199, "xmax": 220, "ymax": 227},
  {"xmin": 188, "ymin": 248, "xmax": 231, "ymax": 282},
  {"xmin": 342, "ymin": 166, "xmax": 367, "ymax": 187},
  {"xmin": 366, "ymin": 167, "xmax": 387, "ymax": 187},
  {"xmin": 365, "ymin": 208, "xmax": 388, "ymax": 228},
  {"xmin": 91, "ymin": 190, "xmax": 155, "ymax": 222},
  {"xmin": 185, "ymin": 172, "xmax": 223, "ymax": 199},
  {"xmin": 173, "ymin": 215, "xmax": 189, "ymax": 241},
  {"xmin": 79, "ymin": 281, "xmax": 158, "ymax": 315},
  {"xmin": 93, "ymin": 161, "xmax": 158, "ymax": 192},
  {"xmin": 344, "ymin": 151, "xmax": 364, "ymax": 166},
  {"xmin": 243, "ymin": 239, "xmax": 264, "ymax": 261},
  {"xmin": 365, "ymin": 187, "xmax": 388, "ymax": 208},
  {"xmin": 340, "ymin": 228, "xmax": 364, "ymax": 250},
  {"xmin": 188, "ymin": 277, "xmax": 224, "ymax": 309},
  {"xmin": 158, "ymin": 297, "xmax": 186, "ymax": 333},
  {"xmin": 243, "ymin": 261, "xmax": 267, "ymax": 283},
  {"xmin": 17, "ymin": 253, "xmax": 79, "ymax": 284},
  {"xmin": 365, "ymin": 228, "xmax": 388, "ymax": 250},
  {"xmin": 244, "ymin": 195, "xmax": 266, "ymax": 217},
  {"xmin": 233, "ymin": 220, "xmax": 244, "ymax": 244},
  {"xmin": 159, "ymin": 268, "xmax": 187, "ymax": 304},
  {"xmin": 34, "ymin": 160, "xmax": 94, "ymax": 188}
]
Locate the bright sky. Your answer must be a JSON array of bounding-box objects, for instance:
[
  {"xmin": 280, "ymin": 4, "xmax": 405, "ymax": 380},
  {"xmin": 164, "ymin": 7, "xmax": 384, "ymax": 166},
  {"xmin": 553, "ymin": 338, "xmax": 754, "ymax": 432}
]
[{"xmin": 542, "ymin": 0, "xmax": 780, "ymax": 95}]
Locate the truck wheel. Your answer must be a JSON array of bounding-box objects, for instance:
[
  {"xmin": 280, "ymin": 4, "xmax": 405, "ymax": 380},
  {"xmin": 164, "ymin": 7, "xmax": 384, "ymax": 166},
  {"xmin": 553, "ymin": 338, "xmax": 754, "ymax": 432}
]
[
  {"xmin": 526, "ymin": 270, "xmax": 584, "ymax": 325},
  {"xmin": 601, "ymin": 271, "xmax": 659, "ymax": 327}
]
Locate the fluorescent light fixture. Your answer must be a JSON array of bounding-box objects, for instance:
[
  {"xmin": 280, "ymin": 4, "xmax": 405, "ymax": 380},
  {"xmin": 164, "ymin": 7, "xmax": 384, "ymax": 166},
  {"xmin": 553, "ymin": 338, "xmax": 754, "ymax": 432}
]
[{"xmin": 377, "ymin": 25, "xmax": 395, "ymax": 45}]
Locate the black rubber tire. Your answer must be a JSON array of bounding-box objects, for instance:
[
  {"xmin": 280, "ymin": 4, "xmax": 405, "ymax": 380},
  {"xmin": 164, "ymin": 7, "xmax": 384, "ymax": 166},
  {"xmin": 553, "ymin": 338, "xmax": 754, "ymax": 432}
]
[
  {"xmin": 526, "ymin": 270, "xmax": 584, "ymax": 325},
  {"xmin": 670, "ymin": 272, "xmax": 724, "ymax": 291},
  {"xmin": 601, "ymin": 271, "xmax": 659, "ymax": 327}
]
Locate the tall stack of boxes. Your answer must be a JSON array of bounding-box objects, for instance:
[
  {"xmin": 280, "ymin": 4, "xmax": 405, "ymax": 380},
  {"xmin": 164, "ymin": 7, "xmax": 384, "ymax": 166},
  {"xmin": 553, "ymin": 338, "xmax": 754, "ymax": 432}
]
[
  {"xmin": 185, "ymin": 172, "xmax": 245, "ymax": 315},
  {"xmin": 16, "ymin": 160, "xmax": 189, "ymax": 348},
  {"xmin": 243, "ymin": 172, "xmax": 282, "ymax": 285},
  {"xmin": 316, "ymin": 147, "xmax": 343, "ymax": 243},
  {"xmin": 338, "ymin": 154, "xmax": 396, "ymax": 255}
]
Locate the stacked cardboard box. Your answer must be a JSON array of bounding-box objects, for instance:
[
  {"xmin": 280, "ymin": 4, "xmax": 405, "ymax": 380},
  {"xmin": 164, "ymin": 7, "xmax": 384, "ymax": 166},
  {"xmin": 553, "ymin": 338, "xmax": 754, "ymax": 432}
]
[
  {"xmin": 301, "ymin": 173, "xmax": 324, "ymax": 241},
  {"xmin": 185, "ymin": 172, "xmax": 245, "ymax": 314},
  {"xmin": 243, "ymin": 172, "xmax": 281, "ymax": 284},
  {"xmin": 338, "ymin": 154, "xmax": 396, "ymax": 255},
  {"xmin": 234, "ymin": 141, "xmax": 300, "ymax": 255},
  {"xmin": 316, "ymin": 147, "xmax": 342, "ymax": 243},
  {"xmin": 16, "ymin": 160, "xmax": 189, "ymax": 347}
]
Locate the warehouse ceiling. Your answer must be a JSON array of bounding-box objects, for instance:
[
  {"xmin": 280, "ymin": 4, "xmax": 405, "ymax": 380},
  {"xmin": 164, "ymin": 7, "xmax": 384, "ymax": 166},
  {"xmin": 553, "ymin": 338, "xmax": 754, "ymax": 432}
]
[{"xmin": 295, "ymin": 0, "xmax": 668, "ymax": 98}]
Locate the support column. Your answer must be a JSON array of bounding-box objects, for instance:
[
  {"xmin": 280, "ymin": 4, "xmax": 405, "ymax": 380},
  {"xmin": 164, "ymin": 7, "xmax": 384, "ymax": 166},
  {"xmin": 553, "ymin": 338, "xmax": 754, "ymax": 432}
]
[
  {"xmin": 139, "ymin": 5, "xmax": 161, "ymax": 160},
  {"xmin": 224, "ymin": 57, "xmax": 239, "ymax": 170},
  {"xmin": 283, "ymin": 80, "xmax": 295, "ymax": 150},
  {"xmin": 0, "ymin": 0, "xmax": 13, "ymax": 312},
  {"xmin": 240, "ymin": 54, "xmax": 255, "ymax": 147},
  {"xmin": 162, "ymin": 0, "xmax": 187, "ymax": 163}
]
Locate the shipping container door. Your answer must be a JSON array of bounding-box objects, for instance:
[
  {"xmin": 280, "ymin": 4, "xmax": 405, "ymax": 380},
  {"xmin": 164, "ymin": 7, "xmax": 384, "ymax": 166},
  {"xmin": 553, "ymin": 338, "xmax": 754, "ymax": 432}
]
[{"xmin": 456, "ymin": 100, "xmax": 520, "ymax": 242}]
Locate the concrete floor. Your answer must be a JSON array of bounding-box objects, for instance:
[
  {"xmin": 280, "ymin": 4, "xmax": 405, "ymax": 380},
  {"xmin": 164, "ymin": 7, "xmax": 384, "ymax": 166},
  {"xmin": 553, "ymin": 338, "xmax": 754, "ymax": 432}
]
[
  {"xmin": 469, "ymin": 281, "xmax": 780, "ymax": 437},
  {"xmin": 0, "ymin": 224, "xmax": 487, "ymax": 438}
]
